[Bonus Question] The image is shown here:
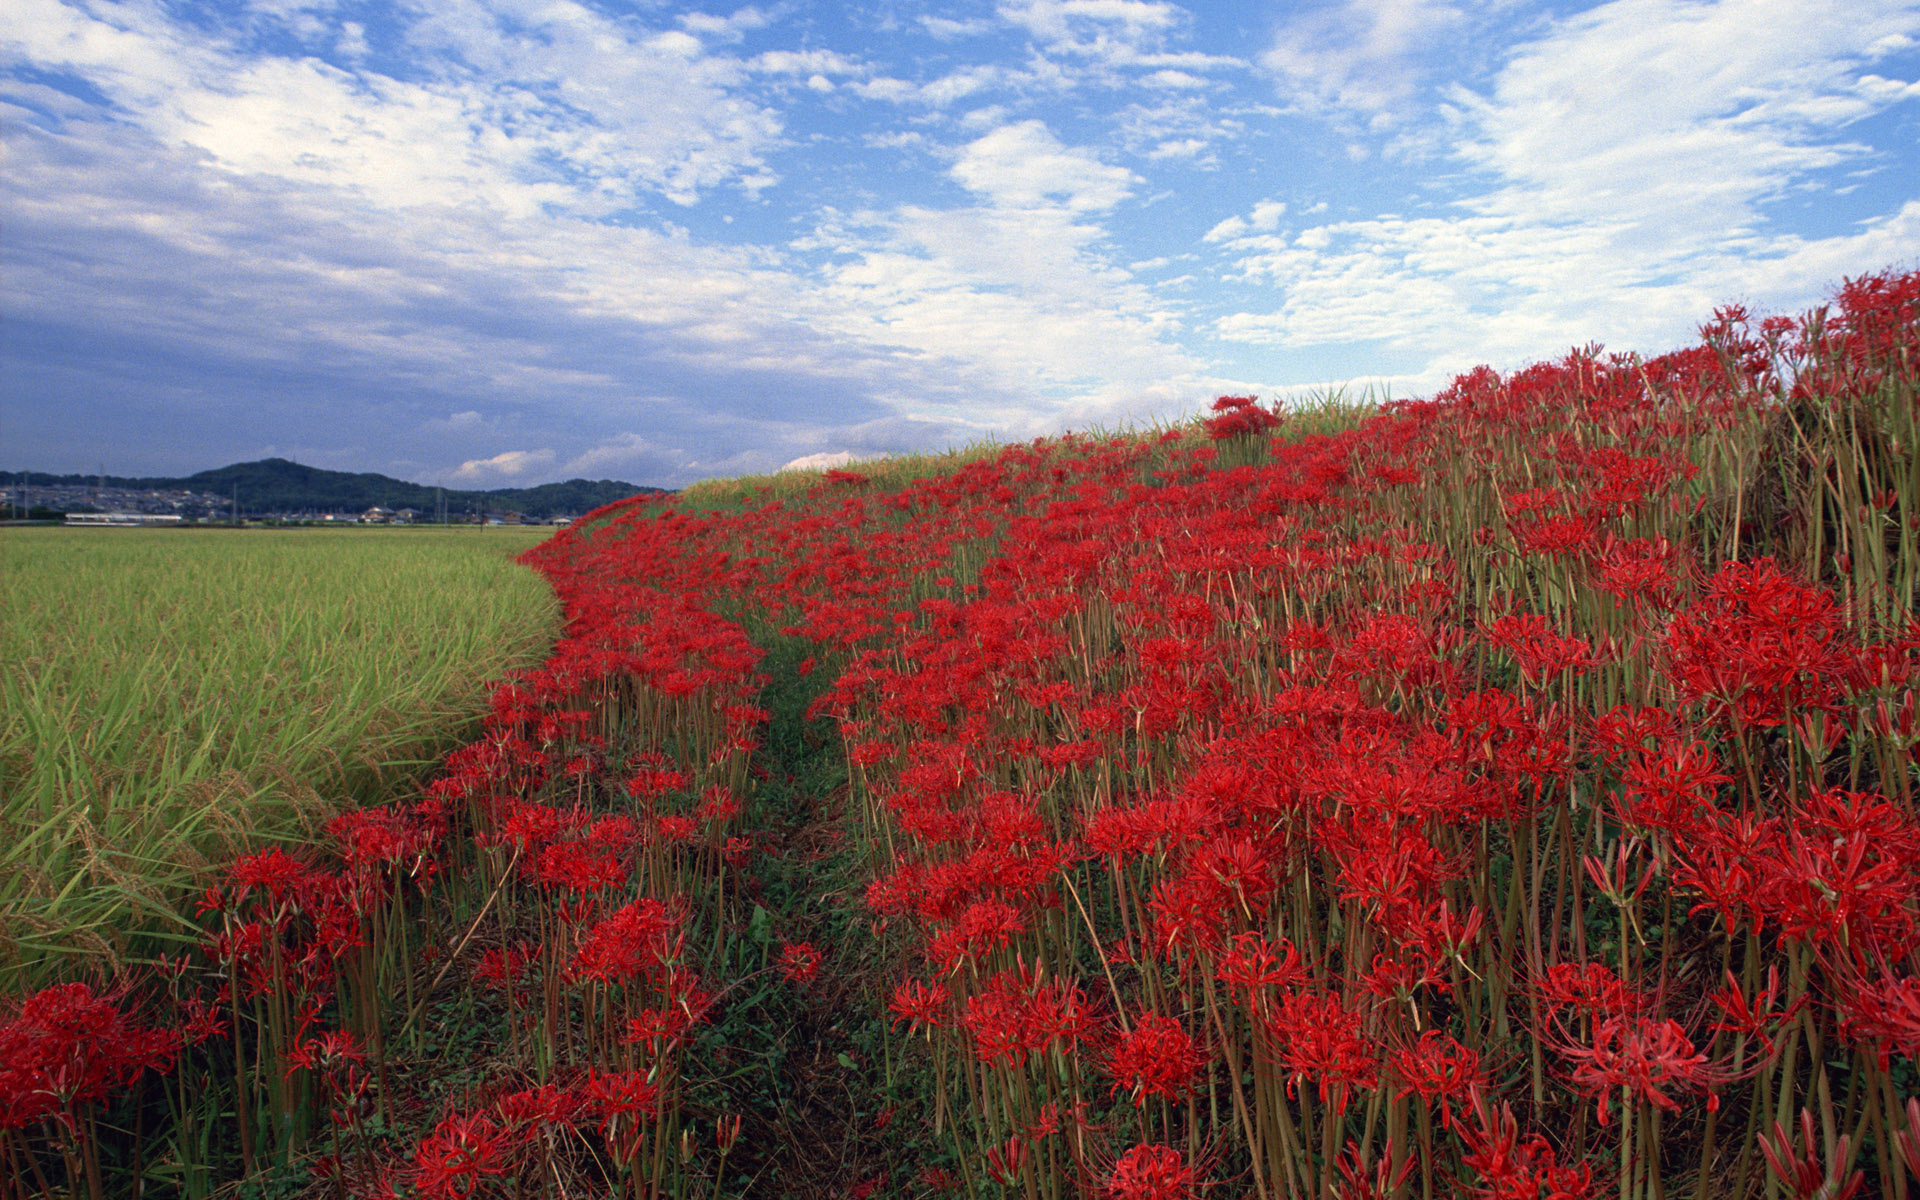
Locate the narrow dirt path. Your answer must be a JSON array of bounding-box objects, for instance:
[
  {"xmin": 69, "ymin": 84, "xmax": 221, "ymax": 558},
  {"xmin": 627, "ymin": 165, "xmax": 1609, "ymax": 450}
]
[{"xmin": 698, "ymin": 640, "xmax": 922, "ymax": 1198}]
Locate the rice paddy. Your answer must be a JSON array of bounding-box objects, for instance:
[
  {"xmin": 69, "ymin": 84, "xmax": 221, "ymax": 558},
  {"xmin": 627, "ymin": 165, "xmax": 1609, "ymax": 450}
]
[{"xmin": 0, "ymin": 526, "xmax": 558, "ymax": 992}]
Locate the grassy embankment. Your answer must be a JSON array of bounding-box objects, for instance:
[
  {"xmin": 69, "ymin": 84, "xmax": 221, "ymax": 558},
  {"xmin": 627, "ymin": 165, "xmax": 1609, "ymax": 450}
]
[
  {"xmin": 0, "ymin": 526, "xmax": 557, "ymax": 993},
  {"xmin": 673, "ymin": 388, "xmax": 1374, "ymax": 513}
]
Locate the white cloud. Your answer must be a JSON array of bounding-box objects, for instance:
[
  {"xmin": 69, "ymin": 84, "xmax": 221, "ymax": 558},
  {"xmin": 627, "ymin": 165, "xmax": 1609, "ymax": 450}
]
[
  {"xmin": 1139, "ymin": 69, "xmax": 1207, "ymax": 89},
  {"xmin": 678, "ymin": 8, "xmax": 773, "ymax": 41},
  {"xmin": 849, "ymin": 76, "xmax": 916, "ymax": 103},
  {"xmin": 917, "ymin": 65, "xmax": 1008, "ymax": 107},
  {"xmin": 810, "ymin": 198, "xmax": 1208, "ymax": 431},
  {"xmin": 1262, "ymin": 0, "xmax": 1472, "ymax": 119},
  {"xmin": 1147, "ymin": 138, "xmax": 1207, "ymax": 159},
  {"xmin": 921, "ymin": 16, "xmax": 995, "ymax": 39},
  {"xmin": 779, "ymin": 450, "xmax": 862, "ymax": 471},
  {"xmin": 1114, "ymin": 96, "xmax": 1256, "ymax": 163},
  {"xmin": 1455, "ymin": 0, "xmax": 1920, "ymax": 237},
  {"xmin": 950, "ymin": 121, "xmax": 1138, "ymax": 212},
  {"xmin": 750, "ymin": 49, "xmax": 865, "ymax": 78},
  {"xmin": 336, "ymin": 21, "xmax": 368, "ymax": 60},
  {"xmin": 1219, "ymin": 0, "xmax": 1920, "ymax": 378},
  {"xmin": 999, "ymin": 0, "xmax": 1182, "ymax": 45},
  {"xmin": 1205, "ymin": 215, "xmax": 1249, "ymax": 242},
  {"xmin": 453, "ymin": 448, "xmax": 556, "ymax": 481},
  {"xmin": 1248, "ymin": 201, "xmax": 1288, "ymax": 231},
  {"xmin": 959, "ymin": 105, "xmax": 1013, "ymax": 130},
  {"xmin": 1205, "ymin": 198, "xmax": 1288, "ymax": 242},
  {"xmin": 0, "ymin": 0, "xmax": 789, "ymax": 214},
  {"xmin": 561, "ymin": 433, "xmax": 682, "ymax": 478},
  {"xmin": 995, "ymin": 0, "xmax": 1242, "ymax": 89}
]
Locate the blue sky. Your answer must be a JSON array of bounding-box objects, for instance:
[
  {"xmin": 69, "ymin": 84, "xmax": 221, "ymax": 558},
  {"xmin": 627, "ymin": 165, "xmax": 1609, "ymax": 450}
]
[{"xmin": 4, "ymin": 0, "xmax": 1917, "ymax": 488}]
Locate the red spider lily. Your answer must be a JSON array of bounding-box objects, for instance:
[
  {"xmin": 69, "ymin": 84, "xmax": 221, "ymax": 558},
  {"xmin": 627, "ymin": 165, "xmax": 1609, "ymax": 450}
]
[
  {"xmin": 1214, "ymin": 931, "xmax": 1303, "ymax": 997},
  {"xmin": 1146, "ymin": 870, "xmax": 1231, "ymax": 958},
  {"xmin": 1581, "ymin": 841, "xmax": 1657, "ymax": 909},
  {"xmin": 1663, "ymin": 558, "xmax": 1864, "ymax": 729},
  {"xmin": 1107, "ymin": 1011, "xmax": 1201, "ymax": 1106},
  {"xmin": 777, "ymin": 941, "xmax": 824, "ymax": 985},
  {"xmin": 170, "ymin": 992, "xmax": 228, "ymax": 1048},
  {"xmin": 926, "ymin": 898, "xmax": 1029, "ymax": 969},
  {"xmin": 1202, "ymin": 394, "xmax": 1282, "ymax": 441},
  {"xmin": 657, "ymin": 814, "xmax": 699, "ymax": 843},
  {"xmin": 985, "ymin": 1134, "xmax": 1029, "ymax": 1185},
  {"xmin": 567, "ymin": 897, "xmax": 683, "ymax": 986},
  {"xmin": 284, "ymin": 1026, "xmax": 364, "ymax": 1080},
  {"xmin": 697, "ymin": 784, "xmax": 741, "ymax": 825},
  {"xmin": 1264, "ymin": 989, "xmax": 1380, "ymax": 1113},
  {"xmin": 1534, "ymin": 962, "xmax": 1641, "ymax": 1020},
  {"xmin": 327, "ymin": 806, "xmax": 437, "ymax": 874},
  {"xmin": 412, "ymin": 1112, "xmax": 512, "ymax": 1200},
  {"xmin": 1758, "ymin": 1109, "xmax": 1866, "ymax": 1200},
  {"xmin": 493, "ymin": 1083, "xmax": 585, "ymax": 1129},
  {"xmin": 625, "ymin": 758, "xmax": 689, "ymax": 802},
  {"xmin": 1667, "ymin": 809, "xmax": 1778, "ymax": 938},
  {"xmin": 888, "ymin": 978, "xmax": 950, "ymax": 1035},
  {"xmin": 960, "ymin": 964, "xmax": 1090, "ymax": 1067},
  {"xmin": 1615, "ymin": 741, "xmax": 1730, "ymax": 833},
  {"xmin": 1770, "ymin": 810, "xmax": 1919, "ymax": 960},
  {"xmin": 583, "ymin": 1069, "xmax": 661, "ymax": 1162},
  {"xmin": 1509, "ymin": 511, "xmax": 1596, "ymax": 560},
  {"xmin": 1834, "ymin": 969, "xmax": 1920, "ymax": 1068},
  {"xmin": 1024, "ymin": 1099, "xmax": 1078, "ymax": 1142},
  {"xmin": 1899, "ymin": 1097, "xmax": 1920, "ymax": 1184},
  {"xmin": 224, "ymin": 846, "xmax": 319, "ymax": 906},
  {"xmin": 1334, "ymin": 1138, "xmax": 1414, "ymax": 1200},
  {"xmin": 1388, "ymin": 1031, "xmax": 1484, "ymax": 1129},
  {"xmin": 530, "ymin": 837, "xmax": 630, "ymax": 894},
  {"xmin": 1590, "ymin": 534, "xmax": 1684, "ymax": 612},
  {"xmin": 472, "ymin": 943, "xmax": 535, "ymax": 992},
  {"xmin": 1457, "ymin": 1090, "xmax": 1594, "ymax": 1200},
  {"xmin": 86, "ymin": 264, "xmax": 1916, "ymax": 1197},
  {"xmin": 1554, "ymin": 1013, "xmax": 1728, "ymax": 1124},
  {"xmin": 1484, "ymin": 613, "xmax": 1597, "ymax": 684},
  {"xmin": 0, "ymin": 982, "xmax": 180, "ymax": 1132},
  {"xmin": 1705, "ymin": 966, "xmax": 1801, "ymax": 1058},
  {"xmin": 1104, "ymin": 1142, "xmax": 1199, "ymax": 1200},
  {"xmin": 624, "ymin": 1005, "xmax": 697, "ymax": 1053}
]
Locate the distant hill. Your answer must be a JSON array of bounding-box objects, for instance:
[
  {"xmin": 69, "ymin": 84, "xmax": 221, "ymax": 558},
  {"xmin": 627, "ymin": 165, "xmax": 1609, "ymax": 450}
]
[{"xmin": 12, "ymin": 458, "xmax": 661, "ymax": 520}]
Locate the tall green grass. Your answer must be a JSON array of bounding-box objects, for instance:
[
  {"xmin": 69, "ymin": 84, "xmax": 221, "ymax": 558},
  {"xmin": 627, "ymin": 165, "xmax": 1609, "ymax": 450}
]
[{"xmin": 0, "ymin": 527, "xmax": 558, "ymax": 991}]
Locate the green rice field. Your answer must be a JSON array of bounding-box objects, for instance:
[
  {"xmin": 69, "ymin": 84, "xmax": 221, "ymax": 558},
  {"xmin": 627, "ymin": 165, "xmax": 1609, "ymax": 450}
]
[{"xmin": 0, "ymin": 526, "xmax": 558, "ymax": 992}]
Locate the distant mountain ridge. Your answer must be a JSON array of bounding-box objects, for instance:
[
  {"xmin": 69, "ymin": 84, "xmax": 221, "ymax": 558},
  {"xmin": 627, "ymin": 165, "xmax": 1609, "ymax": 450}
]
[{"xmin": 11, "ymin": 457, "xmax": 661, "ymax": 520}]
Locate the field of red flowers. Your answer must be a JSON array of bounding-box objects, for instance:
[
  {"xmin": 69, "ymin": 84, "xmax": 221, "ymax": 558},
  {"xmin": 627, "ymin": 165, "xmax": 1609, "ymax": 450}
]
[{"xmin": 5, "ymin": 266, "xmax": 1918, "ymax": 1199}]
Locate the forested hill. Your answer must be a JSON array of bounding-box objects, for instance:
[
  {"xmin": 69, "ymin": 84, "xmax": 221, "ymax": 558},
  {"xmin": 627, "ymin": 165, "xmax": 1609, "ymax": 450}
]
[{"xmin": 13, "ymin": 458, "xmax": 661, "ymax": 519}]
